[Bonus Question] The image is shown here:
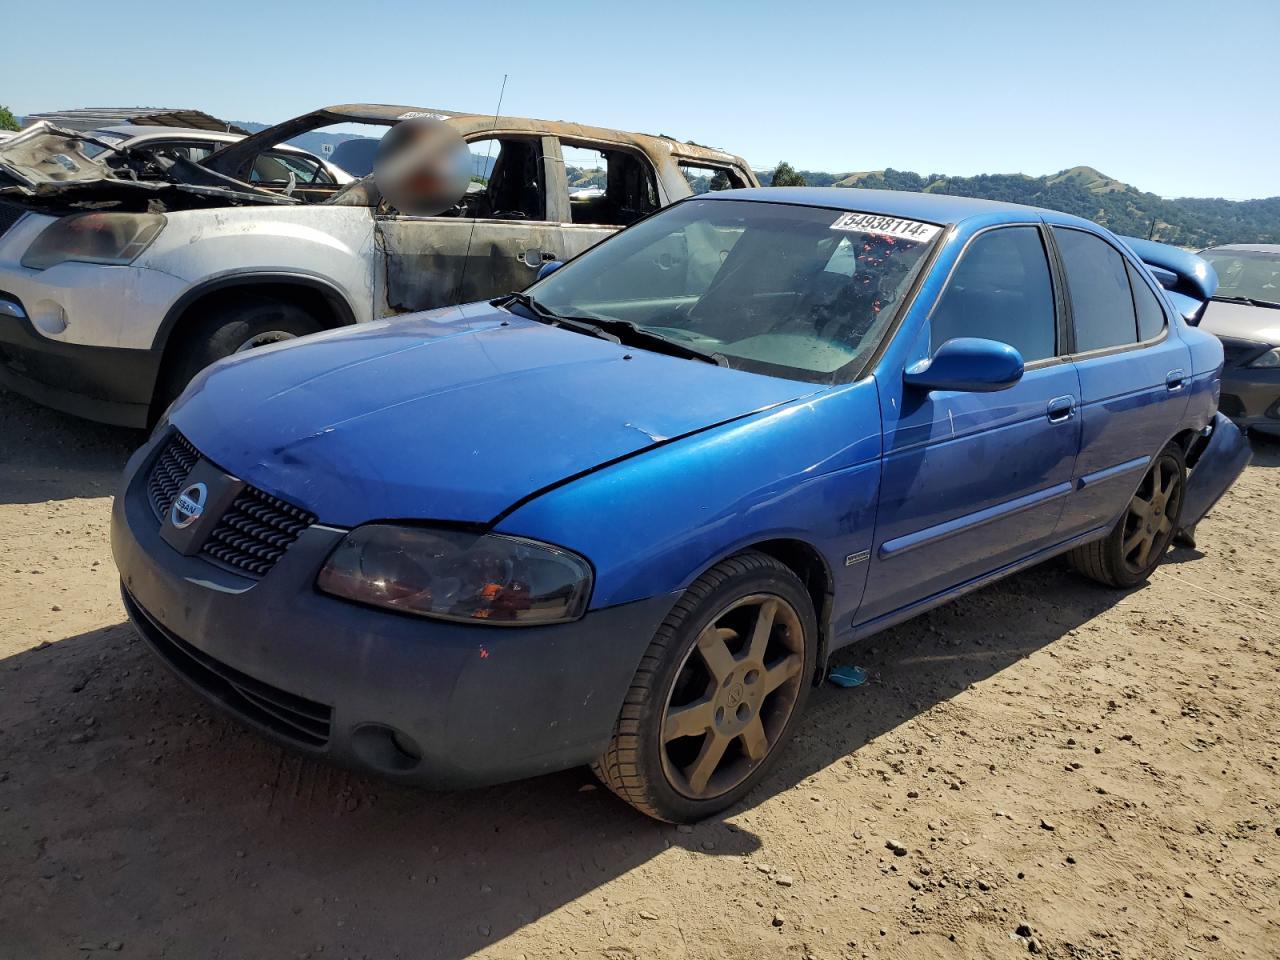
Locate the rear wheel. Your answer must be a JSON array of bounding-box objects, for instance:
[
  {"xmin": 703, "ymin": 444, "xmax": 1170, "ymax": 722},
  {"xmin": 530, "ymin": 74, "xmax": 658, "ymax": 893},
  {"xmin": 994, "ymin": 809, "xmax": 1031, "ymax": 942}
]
[
  {"xmin": 594, "ymin": 551, "xmax": 817, "ymax": 822},
  {"xmin": 153, "ymin": 295, "xmax": 324, "ymax": 417},
  {"xmin": 1069, "ymin": 443, "xmax": 1186, "ymax": 588}
]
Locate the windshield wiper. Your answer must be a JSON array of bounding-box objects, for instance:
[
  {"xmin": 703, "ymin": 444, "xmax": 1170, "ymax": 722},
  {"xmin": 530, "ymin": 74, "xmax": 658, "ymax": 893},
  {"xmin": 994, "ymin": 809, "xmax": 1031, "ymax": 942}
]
[
  {"xmin": 501, "ymin": 293, "xmax": 729, "ymax": 366},
  {"xmin": 501, "ymin": 292, "xmax": 621, "ymax": 344},
  {"xmin": 567, "ymin": 314, "xmax": 730, "ymax": 367},
  {"xmin": 1212, "ymin": 294, "xmax": 1280, "ymax": 310}
]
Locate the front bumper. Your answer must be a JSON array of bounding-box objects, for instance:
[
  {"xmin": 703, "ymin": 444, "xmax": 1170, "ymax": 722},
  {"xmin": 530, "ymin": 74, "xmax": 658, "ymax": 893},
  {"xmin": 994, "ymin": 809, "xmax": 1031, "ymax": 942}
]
[
  {"xmin": 110, "ymin": 431, "xmax": 677, "ymax": 789},
  {"xmin": 0, "ymin": 289, "xmax": 161, "ymax": 426},
  {"xmin": 1220, "ymin": 366, "xmax": 1280, "ymax": 437}
]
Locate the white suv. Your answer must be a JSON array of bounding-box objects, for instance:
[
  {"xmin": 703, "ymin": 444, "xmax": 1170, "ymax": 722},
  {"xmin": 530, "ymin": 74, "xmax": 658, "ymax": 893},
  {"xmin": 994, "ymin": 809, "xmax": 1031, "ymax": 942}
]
[{"xmin": 0, "ymin": 104, "xmax": 757, "ymax": 426}]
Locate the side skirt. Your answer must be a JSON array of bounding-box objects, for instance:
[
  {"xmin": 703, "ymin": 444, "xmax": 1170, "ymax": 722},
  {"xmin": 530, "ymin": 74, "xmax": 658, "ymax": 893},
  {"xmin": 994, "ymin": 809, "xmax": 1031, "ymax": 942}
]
[{"xmin": 827, "ymin": 524, "xmax": 1112, "ymax": 655}]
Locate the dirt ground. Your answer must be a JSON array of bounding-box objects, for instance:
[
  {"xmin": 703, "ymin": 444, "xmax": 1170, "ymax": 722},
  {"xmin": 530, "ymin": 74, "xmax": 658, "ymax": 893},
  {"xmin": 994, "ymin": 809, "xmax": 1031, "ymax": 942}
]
[{"xmin": 1, "ymin": 387, "xmax": 1277, "ymax": 960}]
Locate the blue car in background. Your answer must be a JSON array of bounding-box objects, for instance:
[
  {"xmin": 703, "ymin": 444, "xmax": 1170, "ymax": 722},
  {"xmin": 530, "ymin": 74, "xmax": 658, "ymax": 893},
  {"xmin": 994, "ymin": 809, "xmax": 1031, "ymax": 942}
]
[{"xmin": 111, "ymin": 188, "xmax": 1249, "ymax": 822}]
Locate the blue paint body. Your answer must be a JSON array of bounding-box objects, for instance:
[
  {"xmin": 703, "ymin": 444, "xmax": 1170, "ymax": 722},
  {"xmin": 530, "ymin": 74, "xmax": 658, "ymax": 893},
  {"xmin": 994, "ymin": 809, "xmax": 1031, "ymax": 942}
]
[{"xmin": 125, "ymin": 188, "xmax": 1246, "ymax": 788}]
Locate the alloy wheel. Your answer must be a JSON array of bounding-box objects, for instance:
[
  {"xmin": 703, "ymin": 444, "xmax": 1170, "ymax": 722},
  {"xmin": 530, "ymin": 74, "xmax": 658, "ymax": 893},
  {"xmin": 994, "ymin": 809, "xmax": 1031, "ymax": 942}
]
[
  {"xmin": 659, "ymin": 593, "xmax": 806, "ymax": 800},
  {"xmin": 1120, "ymin": 454, "xmax": 1184, "ymax": 575}
]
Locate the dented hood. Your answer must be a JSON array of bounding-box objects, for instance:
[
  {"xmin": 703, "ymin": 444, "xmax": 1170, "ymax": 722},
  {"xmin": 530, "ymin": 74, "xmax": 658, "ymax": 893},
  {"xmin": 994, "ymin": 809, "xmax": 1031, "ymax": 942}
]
[
  {"xmin": 0, "ymin": 122, "xmax": 295, "ymax": 206},
  {"xmin": 168, "ymin": 305, "xmax": 811, "ymax": 527}
]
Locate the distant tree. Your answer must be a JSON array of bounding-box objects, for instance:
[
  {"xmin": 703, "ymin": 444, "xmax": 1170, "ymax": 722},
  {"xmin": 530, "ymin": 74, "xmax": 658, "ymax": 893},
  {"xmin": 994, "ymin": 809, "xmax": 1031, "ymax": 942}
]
[
  {"xmin": 771, "ymin": 161, "xmax": 806, "ymax": 187},
  {"xmin": 0, "ymin": 105, "xmax": 18, "ymax": 132}
]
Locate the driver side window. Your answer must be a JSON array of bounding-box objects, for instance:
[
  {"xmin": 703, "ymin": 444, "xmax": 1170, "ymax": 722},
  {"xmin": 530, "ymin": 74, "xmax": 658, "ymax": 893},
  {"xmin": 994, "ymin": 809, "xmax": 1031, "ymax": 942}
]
[
  {"xmin": 459, "ymin": 137, "xmax": 547, "ymax": 221},
  {"xmin": 929, "ymin": 226, "xmax": 1058, "ymax": 363}
]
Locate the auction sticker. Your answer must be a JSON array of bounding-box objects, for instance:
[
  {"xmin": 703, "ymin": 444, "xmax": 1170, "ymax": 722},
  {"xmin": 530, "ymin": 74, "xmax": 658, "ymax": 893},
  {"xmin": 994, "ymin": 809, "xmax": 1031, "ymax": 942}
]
[{"xmin": 830, "ymin": 212, "xmax": 941, "ymax": 243}]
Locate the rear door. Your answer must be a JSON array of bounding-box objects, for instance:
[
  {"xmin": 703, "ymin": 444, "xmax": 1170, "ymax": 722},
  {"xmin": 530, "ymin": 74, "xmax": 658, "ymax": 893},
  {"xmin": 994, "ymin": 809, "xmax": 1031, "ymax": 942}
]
[
  {"xmin": 859, "ymin": 223, "xmax": 1081, "ymax": 623},
  {"xmin": 1049, "ymin": 226, "xmax": 1192, "ymax": 536}
]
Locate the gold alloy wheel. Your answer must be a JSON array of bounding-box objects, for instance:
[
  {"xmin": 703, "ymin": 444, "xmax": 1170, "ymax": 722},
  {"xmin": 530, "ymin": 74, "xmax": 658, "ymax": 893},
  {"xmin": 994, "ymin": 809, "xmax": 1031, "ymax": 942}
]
[
  {"xmin": 659, "ymin": 593, "xmax": 806, "ymax": 800},
  {"xmin": 1121, "ymin": 453, "xmax": 1184, "ymax": 575}
]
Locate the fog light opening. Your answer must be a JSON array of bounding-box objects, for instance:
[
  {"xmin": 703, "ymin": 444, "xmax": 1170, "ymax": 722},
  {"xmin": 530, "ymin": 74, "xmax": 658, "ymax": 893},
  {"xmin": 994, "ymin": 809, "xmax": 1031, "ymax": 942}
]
[{"xmin": 351, "ymin": 723, "xmax": 423, "ymax": 773}]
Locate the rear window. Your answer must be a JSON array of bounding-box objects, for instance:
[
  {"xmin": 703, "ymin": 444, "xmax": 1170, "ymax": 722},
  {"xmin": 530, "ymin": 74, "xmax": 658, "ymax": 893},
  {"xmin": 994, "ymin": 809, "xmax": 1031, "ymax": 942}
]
[{"xmin": 1053, "ymin": 228, "xmax": 1137, "ymax": 352}]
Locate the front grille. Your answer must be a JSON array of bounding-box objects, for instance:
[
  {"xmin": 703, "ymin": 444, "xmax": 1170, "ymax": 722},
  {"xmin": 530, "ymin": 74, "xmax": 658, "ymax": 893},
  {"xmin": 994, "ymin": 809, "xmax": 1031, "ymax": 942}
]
[
  {"xmin": 0, "ymin": 201, "xmax": 28, "ymax": 240},
  {"xmin": 147, "ymin": 431, "xmax": 199, "ymax": 520},
  {"xmin": 144, "ymin": 430, "xmax": 315, "ymax": 578},
  {"xmin": 123, "ymin": 587, "xmax": 332, "ymax": 748},
  {"xmin": 1218, "ymin": 336, "xmax": 1268, "ymax": 368},
  {"xmin": 201, "ymin": 486, "xmax": 317, "ymax": 578}
]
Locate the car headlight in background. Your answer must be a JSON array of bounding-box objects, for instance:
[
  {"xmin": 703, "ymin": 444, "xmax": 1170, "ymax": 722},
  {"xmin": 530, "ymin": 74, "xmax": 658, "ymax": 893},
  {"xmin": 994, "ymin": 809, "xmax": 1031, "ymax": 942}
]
[
  {"xmin": 316, "ymin": 525, "xmax": 593, "ymax": 625},
  {"xmin": 1247, "ymin": 347, "xmax": 1280, "ymax": 369},
  {"xmin": 21, "ymin": 212, "xmax": 165, "ymax": 270}
]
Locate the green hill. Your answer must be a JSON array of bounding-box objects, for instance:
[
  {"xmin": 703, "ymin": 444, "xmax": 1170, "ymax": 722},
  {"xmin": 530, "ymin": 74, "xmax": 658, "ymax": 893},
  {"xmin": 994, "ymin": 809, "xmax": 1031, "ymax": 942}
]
[{"xmin": 767, "ymin": 166, "xmax": 1279, "ymax": 248}]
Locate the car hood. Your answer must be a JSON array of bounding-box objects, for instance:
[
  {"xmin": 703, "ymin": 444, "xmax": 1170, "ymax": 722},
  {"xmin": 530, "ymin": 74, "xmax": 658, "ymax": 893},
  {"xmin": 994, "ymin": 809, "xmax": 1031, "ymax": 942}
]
[
  {"xmin": 169, "ymin": 304, "xmax": 814, "ymax": 527},
  {"xmin": 1200, "ymin": 300, "xmax": 1280, "ymax": 345},
  {"xmin": 0, "ymin": 122, "xmax": 294, "ymax": 208}
]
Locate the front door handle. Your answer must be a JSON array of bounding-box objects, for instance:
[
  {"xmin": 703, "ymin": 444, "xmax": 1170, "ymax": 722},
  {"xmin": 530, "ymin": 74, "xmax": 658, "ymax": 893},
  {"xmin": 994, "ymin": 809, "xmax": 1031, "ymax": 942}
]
[
  {"xmin": 1047, "ymin": 395, "xmax": 1075, "ymax": 423},
  {"xmin": 1166, "ymin": 369, "xmax": 1186, "ymax": 392}
]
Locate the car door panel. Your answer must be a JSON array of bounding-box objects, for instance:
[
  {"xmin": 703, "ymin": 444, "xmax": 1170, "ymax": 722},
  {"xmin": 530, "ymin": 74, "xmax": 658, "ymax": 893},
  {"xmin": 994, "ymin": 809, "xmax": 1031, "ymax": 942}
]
[
  {"xmin": 377, "ymin": 217, "xmax": 565, "ymax": 311},
  {"xmin": 1060, "ymin": 342, "xmax": 1191, "ymax": 531},
  {"xmin": 860, "ymin": 364, "xmax": 1080, "ymax": 622}
]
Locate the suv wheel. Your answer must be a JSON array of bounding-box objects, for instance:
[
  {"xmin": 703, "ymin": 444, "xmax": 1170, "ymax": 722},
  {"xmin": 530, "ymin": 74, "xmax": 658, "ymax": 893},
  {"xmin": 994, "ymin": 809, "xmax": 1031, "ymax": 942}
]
[{"xmin": 154, "ymin": 295, "xmax": 323, "ymax": 417}]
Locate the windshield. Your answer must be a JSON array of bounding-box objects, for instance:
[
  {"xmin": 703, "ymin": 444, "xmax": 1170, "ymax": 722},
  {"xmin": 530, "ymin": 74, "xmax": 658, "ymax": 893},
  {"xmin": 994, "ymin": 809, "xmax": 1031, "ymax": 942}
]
[
  {"xmin": 530, "ymin": 199, "xmax": 939, "ymax": 382},
  {"xmin": 1201, "ymin": 248, "xmax": 1280, "ymax": 305},
  {"xmin": 80, "ymin": 130, "xmax": 130, "ymax": 159}
]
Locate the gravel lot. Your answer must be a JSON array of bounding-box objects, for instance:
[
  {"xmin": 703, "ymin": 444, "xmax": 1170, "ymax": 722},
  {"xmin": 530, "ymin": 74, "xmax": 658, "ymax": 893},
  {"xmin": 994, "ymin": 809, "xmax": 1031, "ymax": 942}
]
[{"xmin": 1, "ymin": 387, "xmax": 1277, "ymax": 960}]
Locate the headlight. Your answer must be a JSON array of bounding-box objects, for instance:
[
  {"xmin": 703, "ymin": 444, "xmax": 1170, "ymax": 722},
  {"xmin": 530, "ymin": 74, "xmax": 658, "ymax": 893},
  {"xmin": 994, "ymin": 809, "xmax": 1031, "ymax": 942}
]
[
  {"xmin": 1247, "ymin": 347, "xmax": 1280, "ymax": 369},
  {"xmin": 316, "ymin": 525, "xmax": 593, "ymax": 626},
  {"xmin": 21, "ymin": 212, "xmax": 165, "ymax": 270}
]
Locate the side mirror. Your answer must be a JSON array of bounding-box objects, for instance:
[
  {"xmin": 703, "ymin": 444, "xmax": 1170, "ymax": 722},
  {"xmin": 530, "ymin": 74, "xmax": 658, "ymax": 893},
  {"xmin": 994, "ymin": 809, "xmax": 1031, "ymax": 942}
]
[
  {"xmin": 903, "ymin": 337, "xmax": 1024, "ymax": 393},
  {"xmin": 536, "ymin": 260, "xmax": 564, "ymax": 282}
]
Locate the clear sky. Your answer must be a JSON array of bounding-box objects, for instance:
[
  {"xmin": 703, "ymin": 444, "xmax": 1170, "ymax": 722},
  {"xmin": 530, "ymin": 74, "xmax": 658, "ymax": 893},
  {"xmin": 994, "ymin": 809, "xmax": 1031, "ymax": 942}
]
[{"xmin": 5, "ymin": 0, "xmax": 1275, "ymax": 199}]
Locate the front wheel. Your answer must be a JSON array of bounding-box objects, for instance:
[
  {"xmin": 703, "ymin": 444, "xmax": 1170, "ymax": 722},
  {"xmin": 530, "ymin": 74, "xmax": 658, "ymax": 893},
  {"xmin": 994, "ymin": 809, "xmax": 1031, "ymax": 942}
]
[
  {"xmin": 1069, "ymin": 442, "xmax": 1186, "ymax": 588},
  {"xmin": 153, "ymin": 295, "xmax": 324, "ymax": 418},
  {"xmin": 594, "ymin": 551, "xmax": 817, "ymax": 822}
]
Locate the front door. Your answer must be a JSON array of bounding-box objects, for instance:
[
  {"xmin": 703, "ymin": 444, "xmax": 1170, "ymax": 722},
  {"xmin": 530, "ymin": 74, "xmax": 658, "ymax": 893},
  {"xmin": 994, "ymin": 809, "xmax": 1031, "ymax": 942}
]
[
  {"xmin": 375, "ymin": 135, "xmax": 569, "ymax": 313},
  {"xmin": 859, "ymin": 223, "xmax": 1081, "ymax": 624}
]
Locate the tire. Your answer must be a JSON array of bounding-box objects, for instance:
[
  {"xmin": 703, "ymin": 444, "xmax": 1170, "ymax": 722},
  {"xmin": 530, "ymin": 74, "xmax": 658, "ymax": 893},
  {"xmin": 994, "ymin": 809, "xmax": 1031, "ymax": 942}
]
[
  {"xmin": 594, "ymin": 551, "xmax": 818, "ymax": 822},
  {"xmin": 153, "ymin": 295, "xmax": 324, "ymax": 417},
  {"xmin": 1068, "ymin": 442, "xmax": 1187, "ymax": 589}
]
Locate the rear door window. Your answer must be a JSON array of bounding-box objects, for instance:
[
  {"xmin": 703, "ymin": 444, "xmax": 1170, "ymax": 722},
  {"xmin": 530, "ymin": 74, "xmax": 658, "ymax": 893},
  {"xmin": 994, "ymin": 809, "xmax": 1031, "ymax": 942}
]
[
  {"xmin": 678, "ymin": 162, "xmax": 748, "ymax": 195},
  {"xmin": 559, "ymin": 143, "xmax": 659, "ymax": 226},
  {"xmin": 1127, "ymin": 262, "xmax": 1167, "ymax": 341},
  {"xmin": 1053, "ymin": 228, "xmax": 1138, "ymax": 352},
  {"xmin": 929, "ymin": 226, "xmax": 1058, "ymax": 362}
]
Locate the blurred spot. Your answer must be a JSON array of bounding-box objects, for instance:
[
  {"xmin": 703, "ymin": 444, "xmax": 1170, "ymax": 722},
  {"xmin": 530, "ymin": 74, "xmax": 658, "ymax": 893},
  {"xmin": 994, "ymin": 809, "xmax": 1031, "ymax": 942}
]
[{"xmin": 373, "ymin": 117, "xmax": 469, "ymax": 216}]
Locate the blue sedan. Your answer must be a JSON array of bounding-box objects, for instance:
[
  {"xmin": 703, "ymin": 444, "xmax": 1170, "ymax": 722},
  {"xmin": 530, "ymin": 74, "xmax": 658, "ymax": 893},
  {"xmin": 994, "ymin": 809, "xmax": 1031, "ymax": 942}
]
[{"xmin": 111, "ymin": 189, "xmax": 1249, "ymax": 821}]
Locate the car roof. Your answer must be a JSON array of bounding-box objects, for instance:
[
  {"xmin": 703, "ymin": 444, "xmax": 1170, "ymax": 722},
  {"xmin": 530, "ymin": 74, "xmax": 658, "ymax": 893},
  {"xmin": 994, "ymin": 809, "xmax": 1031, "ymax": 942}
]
[
  {"xmin": 1200, "ymin": 243, "xmax": 1280, "ymax": 254},
  {"xmin": 94, "ymin": 124, "xmax": 238, "ymax": 140},
  {"xmin": 700, "ymin": 186, "xmax": 1091, "ymax": 227}
]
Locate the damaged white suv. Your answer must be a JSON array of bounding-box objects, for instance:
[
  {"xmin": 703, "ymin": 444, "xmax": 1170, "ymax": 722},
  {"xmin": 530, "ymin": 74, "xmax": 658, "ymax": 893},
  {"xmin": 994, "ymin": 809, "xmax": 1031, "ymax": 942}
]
[{"xmin": 0, "ymin": 104, "xmax": 756, "ymax": 427}]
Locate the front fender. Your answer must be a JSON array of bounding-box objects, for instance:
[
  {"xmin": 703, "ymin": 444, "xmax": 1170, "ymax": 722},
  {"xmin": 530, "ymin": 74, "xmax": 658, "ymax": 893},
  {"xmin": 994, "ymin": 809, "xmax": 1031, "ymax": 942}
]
[{"xmin": 494, "ymin": 381, "xmax": 884, "ymax": 633}]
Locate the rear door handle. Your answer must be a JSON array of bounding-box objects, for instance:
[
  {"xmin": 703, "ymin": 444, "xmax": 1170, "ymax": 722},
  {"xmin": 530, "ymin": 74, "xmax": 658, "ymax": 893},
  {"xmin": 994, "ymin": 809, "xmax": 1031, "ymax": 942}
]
[
  {"xmin": 1166, "ymin": 369, "xmax": 1186, "ymax": 392},
  {"xmin": 1047, "ymin": 395, "xmax": 1075, "ymax": 423}
]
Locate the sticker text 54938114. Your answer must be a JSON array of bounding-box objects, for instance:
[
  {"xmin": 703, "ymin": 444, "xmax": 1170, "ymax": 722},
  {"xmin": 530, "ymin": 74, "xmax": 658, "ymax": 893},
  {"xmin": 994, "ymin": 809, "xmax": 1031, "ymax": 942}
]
[{"xmin": 830, "ymin": 212, "xmax": 941, "ymax": 244}]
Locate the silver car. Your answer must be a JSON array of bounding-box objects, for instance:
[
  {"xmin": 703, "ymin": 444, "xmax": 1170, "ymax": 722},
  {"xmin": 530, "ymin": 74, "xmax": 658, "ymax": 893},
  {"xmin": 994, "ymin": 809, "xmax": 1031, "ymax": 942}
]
[{"xmin": 1197, "ymin": 244, "xmax": 1280, "ymax": 437}]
